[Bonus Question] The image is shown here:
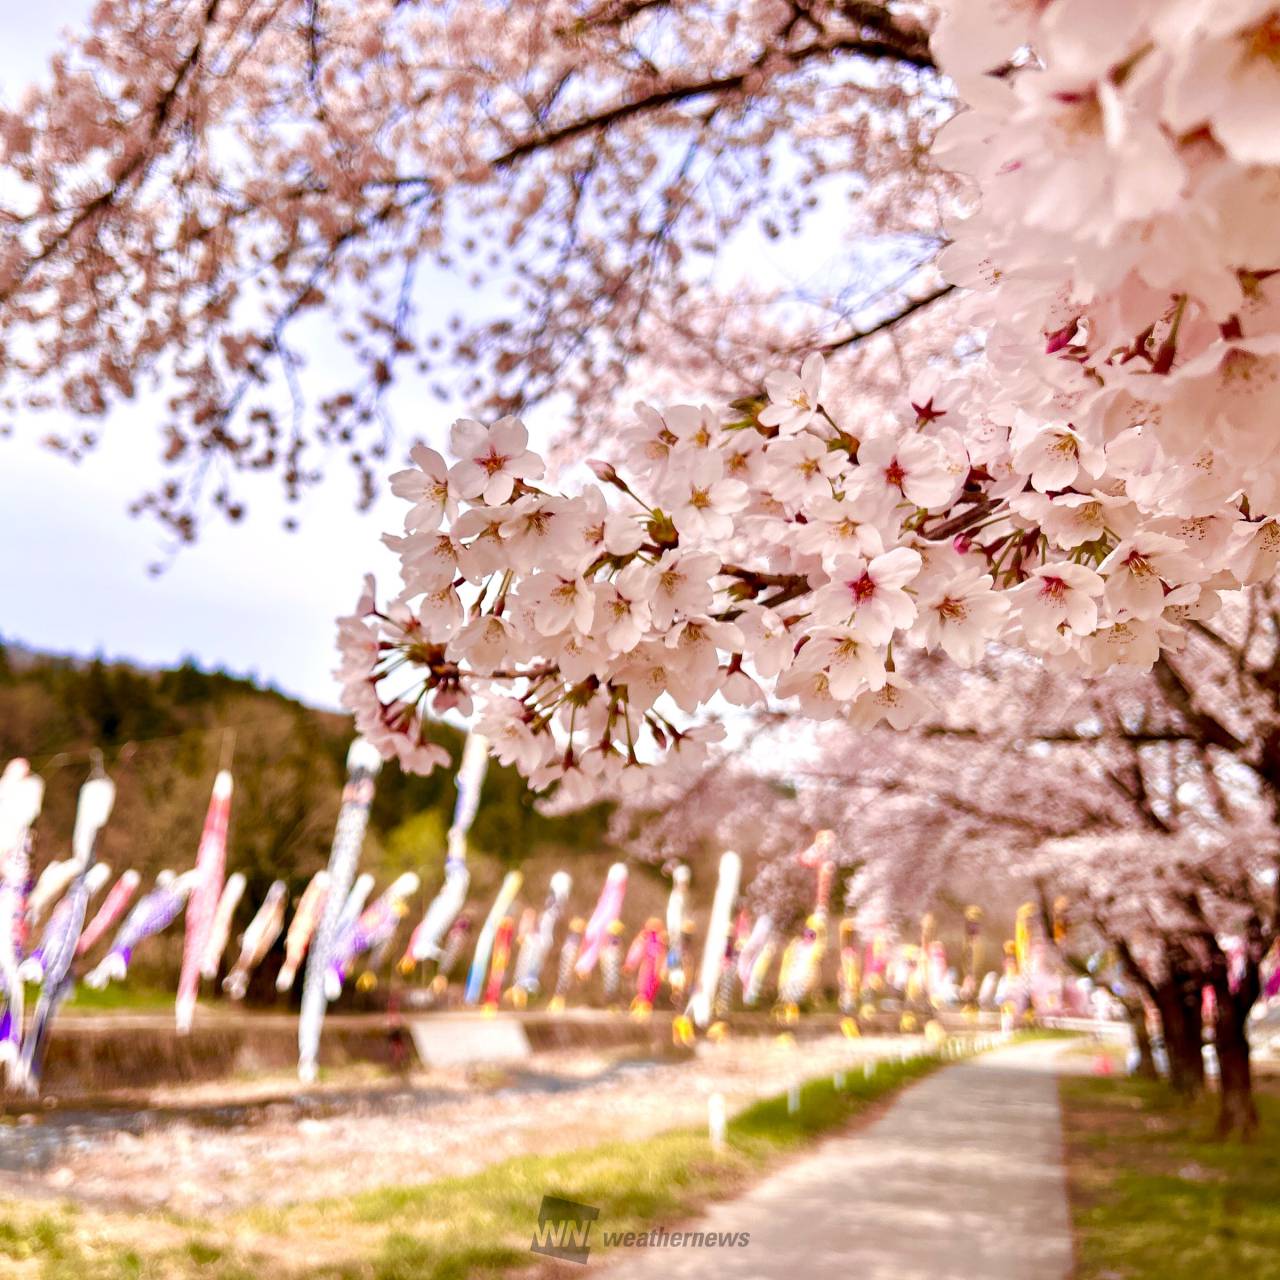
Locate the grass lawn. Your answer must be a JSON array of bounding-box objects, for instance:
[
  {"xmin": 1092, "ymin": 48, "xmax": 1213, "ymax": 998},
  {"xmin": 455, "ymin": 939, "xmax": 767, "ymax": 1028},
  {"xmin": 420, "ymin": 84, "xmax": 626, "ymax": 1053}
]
[
  {"xmin": 1061, "ymin": 1074, "xmax": 1280, "ymax": 1280},
  {"xmin": 0, "ymin": 1049, "xmax": 953, "ymax": 1280}
]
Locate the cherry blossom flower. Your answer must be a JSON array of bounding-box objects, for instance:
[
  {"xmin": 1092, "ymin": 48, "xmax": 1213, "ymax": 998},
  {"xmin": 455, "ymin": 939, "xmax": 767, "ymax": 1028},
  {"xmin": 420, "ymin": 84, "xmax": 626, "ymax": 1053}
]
[
  {"xmin": 1162, "ymin": 5, "xmax": 1280, "ymax": 165},
  {"xmin": 374, "ymin": 722, "xmax": 452, "ymax": 776},
  {"xmin": 721, "ymin": 431, "xmax": 766, "ymax": 486},
  {"xmin": 593, "ymin": 563, "xmax": 654, "ymax": 653},
  {"xmin": 766, "ymin": 435, "xmax": 847, "ymax": 507},
  {"xmin": 663, "ymin": 722, "xmax": 728, "ymax": 775},
  {"xmin": 387, "ymin": 529, "xmax": 460, "ymax": 590},
  {"xmin": 659, "ymin": 452, "xmax": 750, "ymax": 540},
  {"xmin": 622, "ymin": 405, "xmax": 683, "ymax": 476},
  {"xmin": 499, "ymin": 495, "xmax": 580, "ymax": 572},
  {"xmin": 664, "ymin": 618, "xmax": 743, "ymax": 711},
  {"xmin": 518, "ymin": 572, "xmax": 595, "ymax": 637},
  {"xmin": 554, "ymin": 630, "xmax": 613, "ymax": 682},
  {"xmin": 793, "ymin": 495, "xmax": 885, "ymax": 570},
  {"xmin": 570, "ymin": 488, "xmax": 645, "ymax": 569},
  {"xmin": 1229, "ymin": 518, "xmax": 1280, "ymax": 584},
  {"xmin": 1009, "ymin": 564, "xmax": 1106, "ymax": 650},
  {"xmin": 1011, "ymin": 421, "xmax": 1106, "ymax": 493},
  {"xmin": 334, "ymin": 614, "xmax": 379, "ymax": 691},
  {"xmin": 389, "ymin": 445, "xmax": 457, "ymax": 531},
  {"xmin": 809, "ymin": 547, "xmax": 923, "ymax": 644},
  {"xmin": 1099, "ymin": 533, "xmax": 1199, "ymax": 621},
  {"xmin": 846, "ymin": 674, "xmax": 934, "ymax": 731},
  {"xmin": 914, "ymin": 567, "xmax": 1010, "ymax": 667},
  {"xmin": 449, "ymin": 417, "xmax": 544, "ymax": 505},
  {"xmin": 616, "ymin": 645, "xmax": 678, "ymax": 711},
  {"xmin": 418, "ymin": 584, "xmax": 465, "ymax": 640},
  {"xmin": 453, "ymin": 614, "xmax": 518, "ymax": 673},
  {"xmin": 854, "ymin": 433, "xmax": 961, "ymax": 511},
  {"xmin": 1028, "ymin": 491, "xmax": 1135, "ymax": 550},
  {"xmin": 798, "ymin": 626, "xmax": 887, "ymax": 700},
  {"xmin": 1080, "ymin": 617, "xmax": 1164, "ymax": 674},
  {"xmin": 774, "ymin": 664, "xmax": 840, "ymax": 719},
  {"xmin": 736, "ymin": 605, "xmax": 796, "ymax": 680},
  {"xmin": 453, "ymin": 506, "xmax": 514, "ymax": 580},
  {"xmin": 478, "ymin": 699, "xmax": 551, "ymax": 776},
  {"xmin": 759, "ymin": 353, "xmax": 825, "ymax": 434},
  {"xmin": 649, "ymin": 550, "xmax": 719, "ymax": 630},
  {"xmin": 721, "ymin": 665, "xmax": 767, "ymax": 707}
]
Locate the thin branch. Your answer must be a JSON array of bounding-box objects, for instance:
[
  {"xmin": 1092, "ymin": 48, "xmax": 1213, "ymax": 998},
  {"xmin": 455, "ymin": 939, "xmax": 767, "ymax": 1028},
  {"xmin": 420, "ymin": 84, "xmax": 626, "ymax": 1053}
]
[{"xmin": 819, "ymin": 283, "xmax": 955, "ymax": 353}]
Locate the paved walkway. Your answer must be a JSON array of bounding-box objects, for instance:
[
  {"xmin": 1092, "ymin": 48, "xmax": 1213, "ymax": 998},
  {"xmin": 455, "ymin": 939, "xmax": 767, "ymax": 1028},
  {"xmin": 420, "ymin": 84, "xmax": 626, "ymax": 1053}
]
[{"xmin": 601, "ymin": 1038, "xmax": 1073, "ymax": 1279}]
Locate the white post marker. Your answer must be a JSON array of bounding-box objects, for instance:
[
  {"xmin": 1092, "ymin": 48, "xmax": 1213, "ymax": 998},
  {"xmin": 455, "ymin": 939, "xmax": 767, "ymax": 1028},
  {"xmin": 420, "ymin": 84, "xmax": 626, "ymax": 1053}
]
[
  {"xmin": 834, "ymin": 1070, "xmax": 845, "ymax": 1090},
  {"xmin": 787, "ymin": 1083, "xmax": 800, "ymax": 1115},
  {"xmin": 864, "ymin": 1060, "xmax": 875, "ymax": 1080},
  {"xmin": 708, "ymin": 1092, "xmax": 726, "ymax": 1152}
]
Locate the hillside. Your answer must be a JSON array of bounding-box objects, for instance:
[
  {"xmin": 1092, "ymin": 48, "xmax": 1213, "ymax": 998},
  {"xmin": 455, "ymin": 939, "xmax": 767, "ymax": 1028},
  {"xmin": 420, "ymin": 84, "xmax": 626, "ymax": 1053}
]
[{"xmin": 0, "ymin": 642, "xmax": 616, "ymax": 945}]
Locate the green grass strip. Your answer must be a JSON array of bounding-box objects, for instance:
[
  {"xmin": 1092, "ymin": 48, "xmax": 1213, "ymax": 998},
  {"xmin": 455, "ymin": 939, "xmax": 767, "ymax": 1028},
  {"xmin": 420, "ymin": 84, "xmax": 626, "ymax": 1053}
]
[
  {"xmin": 2, "ymin": 1046, "xmax": 971, "ymax": 1280},
  {"xmin": 1063, "ymin": 1075, "xmax": 1280, "ymax": 1280}
]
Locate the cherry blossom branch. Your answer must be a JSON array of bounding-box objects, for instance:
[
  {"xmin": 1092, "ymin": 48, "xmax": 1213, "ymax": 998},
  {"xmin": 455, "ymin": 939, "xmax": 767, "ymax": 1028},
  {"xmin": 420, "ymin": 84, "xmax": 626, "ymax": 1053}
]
[{"xmin": 820, "ymin": 284, "xmax": 956, "ymax": 354}]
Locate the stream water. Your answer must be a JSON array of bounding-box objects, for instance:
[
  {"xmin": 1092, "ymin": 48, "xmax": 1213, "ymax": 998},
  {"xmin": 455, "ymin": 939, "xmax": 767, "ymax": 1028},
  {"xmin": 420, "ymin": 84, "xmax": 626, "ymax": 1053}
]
[{"xmin": 0, "ymin": 1057, "xmax": 663, "ymax": 1173}]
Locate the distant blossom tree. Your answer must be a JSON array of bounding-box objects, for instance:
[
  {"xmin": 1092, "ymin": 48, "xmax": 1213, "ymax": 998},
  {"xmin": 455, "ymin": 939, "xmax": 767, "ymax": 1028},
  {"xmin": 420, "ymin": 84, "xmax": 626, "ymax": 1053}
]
[{"xmin": 830, "ymin": 601, "xmax": 1280, "ymax": 1138}]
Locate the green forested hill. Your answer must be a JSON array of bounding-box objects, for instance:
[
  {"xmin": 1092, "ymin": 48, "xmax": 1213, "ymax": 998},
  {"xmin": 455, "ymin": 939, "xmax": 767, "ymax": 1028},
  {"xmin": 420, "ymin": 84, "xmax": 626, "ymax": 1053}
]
[{"xmin": 0, "ymin": 642, "xmax": 611, "ymax": 913}]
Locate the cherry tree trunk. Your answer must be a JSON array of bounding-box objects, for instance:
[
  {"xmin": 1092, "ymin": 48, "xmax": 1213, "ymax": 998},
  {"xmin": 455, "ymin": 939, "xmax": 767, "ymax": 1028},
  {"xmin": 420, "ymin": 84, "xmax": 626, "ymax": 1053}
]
[
  {"xmin": 1214, "ymin": 988, "xmax": 1260, "ymax": 1140},
  {"xmin": 1125, "ymin": 1000, "xmax": 1158, "ymax": 1080},
  {"xmin": 1153, "ymin": 981, "xmax": 1204, "ymax": 1097}
]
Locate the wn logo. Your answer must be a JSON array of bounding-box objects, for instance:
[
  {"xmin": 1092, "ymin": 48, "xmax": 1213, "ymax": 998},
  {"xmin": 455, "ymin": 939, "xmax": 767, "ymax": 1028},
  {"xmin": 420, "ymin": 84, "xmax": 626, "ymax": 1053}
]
[{"xmin": 530, "ymin": 1195, "xmax": 600, "ymax": 1264}]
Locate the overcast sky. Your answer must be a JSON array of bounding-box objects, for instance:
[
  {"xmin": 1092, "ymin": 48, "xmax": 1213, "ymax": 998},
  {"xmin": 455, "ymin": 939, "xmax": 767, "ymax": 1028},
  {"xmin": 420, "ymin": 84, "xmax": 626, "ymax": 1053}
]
[
  {"xmin": 0, "ymin": 10, "xmax": 428, "ymax": 707},
  {"xmin": 0, "ymin": 9, "xmax": 885, "ymax": 710}
]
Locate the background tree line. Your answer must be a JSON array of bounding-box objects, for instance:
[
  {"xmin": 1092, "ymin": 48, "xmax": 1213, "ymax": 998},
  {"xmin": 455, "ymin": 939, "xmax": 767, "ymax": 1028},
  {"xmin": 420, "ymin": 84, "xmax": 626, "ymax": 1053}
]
[{"xmin": 0, "ymin": 640, "xmax": 611, "ymax": 947}]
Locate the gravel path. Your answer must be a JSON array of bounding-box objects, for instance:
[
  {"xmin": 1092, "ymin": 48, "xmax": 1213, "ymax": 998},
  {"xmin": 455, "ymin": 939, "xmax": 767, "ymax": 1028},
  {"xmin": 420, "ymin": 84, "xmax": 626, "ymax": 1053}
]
[
  {"xmin": 602, "ymin": 1038, "xmax": 1074, "ymax": 1280},
  {"xmin": 1, "ymin": 1032, "xmax": 920, "ymax": 1214}
]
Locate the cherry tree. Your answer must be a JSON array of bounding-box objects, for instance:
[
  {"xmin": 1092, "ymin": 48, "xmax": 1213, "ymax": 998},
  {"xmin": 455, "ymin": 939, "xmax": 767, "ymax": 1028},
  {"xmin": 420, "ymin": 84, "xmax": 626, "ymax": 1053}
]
[
  {"xmin": 0, "ymin": 0, "xmax": 946, "ymax": 540},
  {"xmin": 689, "ymin": 624, "xmax": 1270, "ymax": 1133},
  {"xmin": 1034, "ymin": 827, "xmax": 1274, "ymax": 1134},
  {"xmin": 1036, "ymin": 585, "xmax": 1280, "ymax": 1137},
  {"xmin": 338, "ymin": 0, "xmax": 1280, "ymax": 835},
  {"xmin": 608, "ymin": 636, "xmax": 1278, "ymax": 1138},
  {"xmin": 604, "ymin": 746, "xmax": 864, "ymax": 930}
]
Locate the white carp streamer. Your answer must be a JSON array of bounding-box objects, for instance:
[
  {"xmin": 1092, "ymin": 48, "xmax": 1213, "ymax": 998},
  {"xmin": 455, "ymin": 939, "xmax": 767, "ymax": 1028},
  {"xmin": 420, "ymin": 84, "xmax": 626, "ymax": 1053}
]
[
  {"xmin": 223, "ymin": 880, "xmax": 288, "ymax": 1000},
  {"xmin": 277, "ymin": 871, "xmax": 329, "ymax": 993},
  {"xmin": 0, "ymin": 761, "xmax": 44, "ymax": 1078},
  {"xmin": 298, "ymin": 738, "xmax": 383, "ymax": 1084},
  {"xmin": 19, "ymin": 772, "xmax": 115, "ymax": 1092},
  {"xmin": 575, "ymin": 863, "xmax": 628, "ymax": 980},
  {"xmin": 512, "ymin": 871, "xmax": 571, "ymax": 997},
  {"xmin": 201, "ymin": 872, "xmax": 247, "ymax": 979},
  {"xmin": 688, "ymin": 852, "xmax": 741, "ymax": 1029}
]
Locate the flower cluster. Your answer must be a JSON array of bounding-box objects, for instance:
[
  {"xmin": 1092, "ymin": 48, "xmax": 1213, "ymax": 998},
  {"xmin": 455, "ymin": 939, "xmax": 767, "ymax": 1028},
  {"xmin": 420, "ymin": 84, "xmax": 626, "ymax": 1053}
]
[{"xmin": 339, "ymin": 0, "xmax": 1280, "ymax": 798}]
